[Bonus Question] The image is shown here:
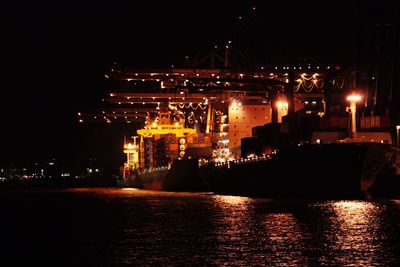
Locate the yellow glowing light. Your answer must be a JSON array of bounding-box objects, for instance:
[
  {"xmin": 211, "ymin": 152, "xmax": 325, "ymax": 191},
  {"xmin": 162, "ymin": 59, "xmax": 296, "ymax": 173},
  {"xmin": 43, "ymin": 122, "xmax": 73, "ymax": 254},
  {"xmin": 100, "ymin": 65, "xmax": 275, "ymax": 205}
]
[
  {"xmin": 347, "ymin": 94, "xmax": 362, "ymax": 102},
  {"xmin": 276, "ymin": 101, "xmax": 288, "ymax": 109},
  {"xmin": 121, "ymin": 188, "xmax": 139, "ymax": 191}
]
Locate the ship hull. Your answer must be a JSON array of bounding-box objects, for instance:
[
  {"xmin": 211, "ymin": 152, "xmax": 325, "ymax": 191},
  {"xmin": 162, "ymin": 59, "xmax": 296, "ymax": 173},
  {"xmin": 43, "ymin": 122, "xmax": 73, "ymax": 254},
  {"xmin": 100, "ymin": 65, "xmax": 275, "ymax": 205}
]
[
  {"xmin": 126, "ymin": 159, "xmax": 209, "ymax": 192},
  {"xmin": 201, "ymin": 143, "xmax": 397, "ymax": 198},
  {"xmin": 125, "ymin": 143, "xmax": 396, "ymax": 198}
]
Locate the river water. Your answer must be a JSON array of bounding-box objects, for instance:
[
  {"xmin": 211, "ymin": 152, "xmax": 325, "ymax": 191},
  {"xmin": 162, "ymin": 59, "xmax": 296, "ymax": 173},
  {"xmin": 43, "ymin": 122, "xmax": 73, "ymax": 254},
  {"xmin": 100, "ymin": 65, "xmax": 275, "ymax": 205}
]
[{"xmin": 1, "ymin": 188, "xmax": 400, "ymax": 266}]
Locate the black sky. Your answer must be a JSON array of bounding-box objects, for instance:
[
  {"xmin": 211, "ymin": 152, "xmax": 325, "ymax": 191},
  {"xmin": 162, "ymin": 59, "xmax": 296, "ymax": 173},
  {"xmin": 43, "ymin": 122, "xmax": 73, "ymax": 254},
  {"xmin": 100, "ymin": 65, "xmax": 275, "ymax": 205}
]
[{"xmin": 1, "ymin": 0, "xmax": 399, "ymax": 166}]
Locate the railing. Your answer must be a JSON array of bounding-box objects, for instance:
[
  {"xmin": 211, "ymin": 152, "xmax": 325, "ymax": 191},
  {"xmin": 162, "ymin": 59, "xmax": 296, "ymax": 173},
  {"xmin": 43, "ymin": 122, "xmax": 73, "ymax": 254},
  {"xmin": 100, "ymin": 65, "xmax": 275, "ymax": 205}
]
[
  {"xmin": 199, "ymin": 154, "xmax": 271, "ymax": 169},
  {"xmin": 138, "ymin": 165, "xmax": 169, "ymax": 175}
]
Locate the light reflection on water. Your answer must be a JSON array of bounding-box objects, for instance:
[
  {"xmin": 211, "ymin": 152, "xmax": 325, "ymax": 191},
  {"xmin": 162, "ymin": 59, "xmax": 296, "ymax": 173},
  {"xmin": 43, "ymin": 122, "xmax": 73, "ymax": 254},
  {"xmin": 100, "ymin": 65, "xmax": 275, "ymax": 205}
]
[
  {"xmin": 2, "ymin": 188, "xmax": 400, "ymax": 266},
  {"xmin": 314, "ymin": 201, "xmax": 391, "ymax": 266}
]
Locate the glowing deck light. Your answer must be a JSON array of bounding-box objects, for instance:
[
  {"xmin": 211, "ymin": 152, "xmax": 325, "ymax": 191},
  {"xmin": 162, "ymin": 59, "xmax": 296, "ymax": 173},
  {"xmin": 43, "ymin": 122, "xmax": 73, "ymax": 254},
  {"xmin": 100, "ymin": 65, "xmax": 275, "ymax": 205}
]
[
  {"xmin": 347, "ymin": 94, "xmax": 362, "ymax": 102},
  {"xmin": 276, "ymin": 101, "xmax": 288, "ymax": 109},
  {"xmin": 347, "ymin": 93, "xmax": 362, "ymax": 138}
]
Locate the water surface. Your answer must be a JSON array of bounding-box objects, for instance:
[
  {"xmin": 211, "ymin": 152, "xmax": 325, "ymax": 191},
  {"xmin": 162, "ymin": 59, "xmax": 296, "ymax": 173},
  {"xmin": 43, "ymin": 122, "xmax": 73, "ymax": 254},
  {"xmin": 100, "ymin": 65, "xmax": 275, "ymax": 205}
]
[{"xmin": 1, "ymin": 188, "xmax": 399, "ymax": 266}]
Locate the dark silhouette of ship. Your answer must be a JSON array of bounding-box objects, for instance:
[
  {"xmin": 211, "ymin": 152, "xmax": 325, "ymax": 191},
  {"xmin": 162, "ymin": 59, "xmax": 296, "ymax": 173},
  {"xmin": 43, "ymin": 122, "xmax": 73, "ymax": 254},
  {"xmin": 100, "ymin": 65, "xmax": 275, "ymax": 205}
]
[{"xmin": 200, "ymin": 142, "xmax": 397, "ymax": 198}]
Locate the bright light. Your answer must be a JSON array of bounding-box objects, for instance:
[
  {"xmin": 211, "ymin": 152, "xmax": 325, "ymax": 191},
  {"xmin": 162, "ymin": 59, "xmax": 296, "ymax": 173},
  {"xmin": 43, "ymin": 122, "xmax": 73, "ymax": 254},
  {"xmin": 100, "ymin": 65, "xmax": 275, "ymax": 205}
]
[
  {"xmin": 396, "ymin": 125, "xmax": 400, "ymax": 130},
  {"xmin": 347, "ymin": 94, "xmax": 362, "ymax": 102},
  {"xmin": 276, "ymin": 101, "xmax": 288, "ymax": 109},
  {"xmin": 121, "ymin": 188, "xmax": 139, "ymax": 191}
]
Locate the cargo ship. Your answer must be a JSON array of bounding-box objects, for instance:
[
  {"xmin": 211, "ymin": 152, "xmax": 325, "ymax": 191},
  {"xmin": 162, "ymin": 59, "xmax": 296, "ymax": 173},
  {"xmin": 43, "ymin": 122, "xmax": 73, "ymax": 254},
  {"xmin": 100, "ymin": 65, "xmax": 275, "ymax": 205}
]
[
  {"xmin": 123, "ymin": 138, "xmax": 397, "ymax": 198},
  {"xmin": 77, "ymin": 64, "xmax": 399, "ymax": 197},
  {"xmin": 200, "ymin": 142, "xmax": 398, "ymax": 198},
  {"xmin": 120, "ymin": 100, "xmax": 398, "ymax": 197}
]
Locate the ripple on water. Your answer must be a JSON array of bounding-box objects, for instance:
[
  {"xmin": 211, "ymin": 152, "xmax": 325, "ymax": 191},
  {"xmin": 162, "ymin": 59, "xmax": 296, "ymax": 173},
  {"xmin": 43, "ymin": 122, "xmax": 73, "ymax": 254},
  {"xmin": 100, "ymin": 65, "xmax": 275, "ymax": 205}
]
[{"xmin": 1, "ymin": 188, "xmax": 400, "ymax": 266}]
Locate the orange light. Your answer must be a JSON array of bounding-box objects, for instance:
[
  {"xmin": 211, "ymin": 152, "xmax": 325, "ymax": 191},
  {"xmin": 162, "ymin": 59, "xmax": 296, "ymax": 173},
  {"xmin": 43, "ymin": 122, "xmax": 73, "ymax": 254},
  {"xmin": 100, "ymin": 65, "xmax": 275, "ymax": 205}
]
[
  {"xmin": 276, "ymin": 101, "xmax": 288, "ymax": 109},
  {"xmin": 347, "ymin": 94, "xmax": 362, "ymax": 102}
]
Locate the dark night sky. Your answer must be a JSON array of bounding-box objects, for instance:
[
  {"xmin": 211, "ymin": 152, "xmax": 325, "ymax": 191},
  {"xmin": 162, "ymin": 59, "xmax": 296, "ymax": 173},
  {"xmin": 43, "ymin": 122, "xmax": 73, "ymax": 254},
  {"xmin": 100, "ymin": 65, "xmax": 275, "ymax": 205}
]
[{"xmin": 1, "ymin": 0, "xmax": 399, "ymax": 166}]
